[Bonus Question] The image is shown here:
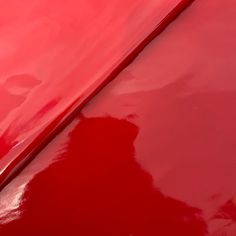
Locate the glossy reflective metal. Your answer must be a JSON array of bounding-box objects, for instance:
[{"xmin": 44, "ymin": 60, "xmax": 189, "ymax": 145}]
[
  {"xmin": 0, "ymin": 0, "xmax": 191, "ymax": 187},
  {"xmin": 1, "ymin": 0, "xmax": 236, "ymax": 235}
]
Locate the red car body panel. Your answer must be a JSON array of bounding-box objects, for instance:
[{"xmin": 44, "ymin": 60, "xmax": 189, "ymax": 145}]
[
  {"xmin": 1, "ymin": 0, "xmax": 236, "ymax": 235},
  {"xmin": 0, "ymin": 0, "xmax": 191, "ymax": 187}
]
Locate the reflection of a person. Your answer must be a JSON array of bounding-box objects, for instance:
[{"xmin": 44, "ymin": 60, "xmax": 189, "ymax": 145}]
[{"xmin": 1, "ymin": 117, "xmax": 207, "ymax": 236}]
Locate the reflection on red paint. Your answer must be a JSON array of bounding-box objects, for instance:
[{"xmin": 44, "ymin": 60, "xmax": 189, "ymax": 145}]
[
  {"xmin": 214, "ymin": 198, "xmax": 236, "ymax": 221},
  {"xmin": 0, "ymin": 74, "xmax": 40, "ymax": 121},
  {"xmin": 0, "ymin": 117, "xmax": 207, "ymax": 235},
  {"xmin": 0, "ymin": 0, "xmax": 190, "ymax": 188},
  {"xmin": 1, "ymin": 0, "xmax": 236, "ymax": 235}
]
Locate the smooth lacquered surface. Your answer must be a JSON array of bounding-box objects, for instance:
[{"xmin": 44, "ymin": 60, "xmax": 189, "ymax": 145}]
[
  {"xmin": 0, "ymin": 0, "xmax": 189, "ymax": 185},
  {"xmin": 1, "ymin": 0, "xmax": 236, "ymax": 235}
]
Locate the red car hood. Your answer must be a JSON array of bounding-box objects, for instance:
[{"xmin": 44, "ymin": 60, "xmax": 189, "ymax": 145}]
[
  {"xmin": 0, "ymin": 0, "xmax": 192, "ymax": 187},
  {"xmin": 1, "ymin": 0, "xmax": 236, "ymax": 235}
]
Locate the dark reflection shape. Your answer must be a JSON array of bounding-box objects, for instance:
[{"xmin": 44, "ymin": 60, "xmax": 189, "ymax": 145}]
[
  {"xmin": 1, "ymin": 117, "xmax": 207, "ymax": 235},
  {"xmin": 32, "ymin": 99, "xmax": 60, "ymax": 120},
  {"xmin": 214, "ymin": 198, "xmax": 236, "ymax": 221}
]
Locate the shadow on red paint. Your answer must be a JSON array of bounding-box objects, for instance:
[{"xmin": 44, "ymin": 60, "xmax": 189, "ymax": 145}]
[{"xmin": 1, "ymin": 117, "xmax": 207, "ymax": 235}]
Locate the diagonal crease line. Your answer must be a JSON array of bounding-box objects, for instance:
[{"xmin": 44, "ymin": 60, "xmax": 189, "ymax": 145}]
[{"xmin": 0, "ymin": 0, "xmax": 195, "ymax": 191}]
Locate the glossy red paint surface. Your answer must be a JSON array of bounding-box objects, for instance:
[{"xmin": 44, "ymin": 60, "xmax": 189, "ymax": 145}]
[
  {"xmin": 1, "ymin": 0, "xmax": 236, "ymax": 235},
  {"xmin": 0, "ymin": 0, "xmax": 191, "ymax": 187}
]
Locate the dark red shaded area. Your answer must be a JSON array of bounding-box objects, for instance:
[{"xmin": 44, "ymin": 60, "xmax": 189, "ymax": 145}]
[
  {"xmin": 1, "ymin": 117, "xmax": 207, "ymax": 236},
  {"xmin": 214, "ymin": 199, "xmax": 236, "ymax": 221}
]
